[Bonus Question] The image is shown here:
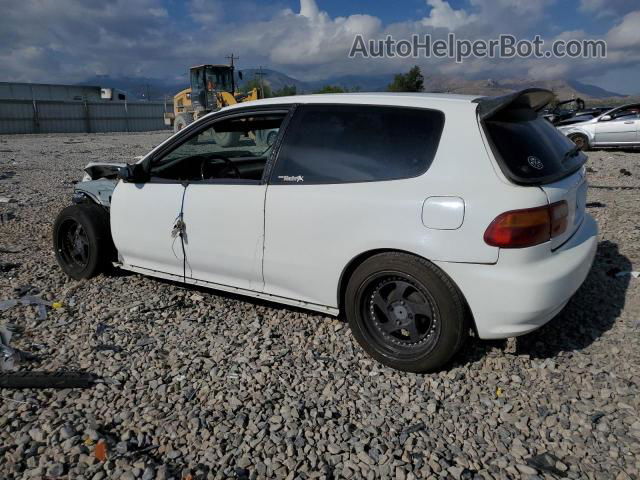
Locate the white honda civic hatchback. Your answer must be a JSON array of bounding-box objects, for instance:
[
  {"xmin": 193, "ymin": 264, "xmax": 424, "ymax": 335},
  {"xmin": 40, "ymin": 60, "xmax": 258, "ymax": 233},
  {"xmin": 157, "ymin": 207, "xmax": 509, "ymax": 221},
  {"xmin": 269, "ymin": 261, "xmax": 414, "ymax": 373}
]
[{"xmin": 53, "ymin": 89, "xmax": 597, "ymax": 372}]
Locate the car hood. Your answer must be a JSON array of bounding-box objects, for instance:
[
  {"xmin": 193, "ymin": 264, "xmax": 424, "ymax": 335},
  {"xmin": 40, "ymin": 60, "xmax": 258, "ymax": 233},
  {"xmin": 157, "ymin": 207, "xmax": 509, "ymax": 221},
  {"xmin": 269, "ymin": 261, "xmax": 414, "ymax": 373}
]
[{"xmin": 83, "ymin": 162, "xmax": 127, "ymax": 181}]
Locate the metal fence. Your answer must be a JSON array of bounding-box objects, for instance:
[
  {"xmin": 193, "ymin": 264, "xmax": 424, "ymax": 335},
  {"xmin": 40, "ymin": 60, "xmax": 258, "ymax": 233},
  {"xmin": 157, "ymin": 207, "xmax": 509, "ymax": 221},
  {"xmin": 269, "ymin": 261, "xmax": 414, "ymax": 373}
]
[{"xmin": 0, "ymin": 99, "xmax": 172, "ymax": 134}]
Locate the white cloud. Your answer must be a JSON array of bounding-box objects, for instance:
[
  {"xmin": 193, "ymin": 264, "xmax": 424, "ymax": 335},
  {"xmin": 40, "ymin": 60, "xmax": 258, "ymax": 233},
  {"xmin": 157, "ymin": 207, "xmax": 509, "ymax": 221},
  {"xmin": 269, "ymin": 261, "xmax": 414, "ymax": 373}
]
[
  {"xmin": 607, "ymin": 11, "xmax": 640, "ymax": 48},
  {"xmin": 421, "ymin": 0, "xmax": 476, "ymax": 31}
]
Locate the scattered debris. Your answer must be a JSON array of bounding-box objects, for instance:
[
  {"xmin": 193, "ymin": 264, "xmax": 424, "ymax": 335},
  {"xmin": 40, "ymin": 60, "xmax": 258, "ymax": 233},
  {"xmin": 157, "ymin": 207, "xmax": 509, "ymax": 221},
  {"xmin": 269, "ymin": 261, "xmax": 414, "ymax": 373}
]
[
  {"xmin": 95, "ymin": 322, "xmax": 111, "ymax": 337},
  {"xmin": 0, "ymin": 262, "xmax": 19, "ymax": 273},
  {"xmin": 0, "ymin": 394, "xmax": 39, "ymax": 406},
  {"xmin": 0, "ymin": 299, "xmax": 19, "ymax": 311},
  {"xmin": 0, "ymin": 197, "xmax": 15, "ymax": 203},
  {"xmin": 13, "ymin": 285, "xmax": 38, "ymax": 297},
  {"xmin": 586, "ymin": 167, "xmax": 597, "ymax": 173},
  {"xmin": 615, "ymin": 271, "xmax": 640, "ymax": 279},
  {"xmin": 620, "ymin": 168, "xmax": 632, "ymax": 177},
  {"xmin": 401, "ymin": 422, "xmax": 427, "ymax": 435},
  {"xmin": 0, "ymin": 245, "xmax": 25, "ymax": 254},
  {"xmin": 95, "ymin": 344, "xmax": 124, "ymax": 353},
  {"xmin": 0, "ymin": 325, "xmax": 39, "ymax": 371},
  {"xmin": 94, "ymin": 439, "xmax": 108, "ymax": 462},
  {"xmin": 590, "ymin": 412, "xmax": 605, "ymax": 424},
  {"xmin": 135, "ymin": 336, "xmax": 155, "ymax": 348},
  {"xmin": 586, "ymin": 201, "xmax": 606, "ymax": 208},
  {"xmin": 495, "ymin": 387, "xmax": 504, "ymax": 398},
  {"xmin": 1, "ymin": 294, "xmax": 53, "ymax": 321},
  {"xmin": 0, "ymin": 171, "xmax": 16, "ymax": 180},
  {"xmin": 526, "ymin": 452, "xmax": 567, "ymax": 477},
  {"xmin": 51, "ymin": 301, "xmax": 63, "ymax": 310},
  {"xmin": 0, "ymin": 371, "xmax": 116, "ymax": 389},
  {"xmin": 0, "ymin": 212, "xmax": 16, "ymax": 224},
  {"xmin": 590, "ymin": 185, "xmax": 640, "ymax": 191}
]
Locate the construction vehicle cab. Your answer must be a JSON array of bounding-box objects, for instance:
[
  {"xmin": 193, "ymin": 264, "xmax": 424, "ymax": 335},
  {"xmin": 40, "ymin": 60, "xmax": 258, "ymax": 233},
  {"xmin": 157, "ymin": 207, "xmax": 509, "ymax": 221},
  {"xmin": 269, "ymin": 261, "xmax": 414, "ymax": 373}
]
[
  {"xmin": 165, "ymin": 63, "xmax": 261, "ymax": 137},
  {"xmin": 190, "ymin": 65, "xmax": 234, "ymax": 111}
]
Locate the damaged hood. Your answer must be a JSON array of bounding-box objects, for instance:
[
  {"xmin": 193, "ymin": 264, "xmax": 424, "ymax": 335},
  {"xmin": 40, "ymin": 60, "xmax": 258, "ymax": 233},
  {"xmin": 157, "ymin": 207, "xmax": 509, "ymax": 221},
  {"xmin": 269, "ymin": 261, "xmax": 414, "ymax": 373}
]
[
  {"xmin": 82, "ymin": 157, "xmax": 144, "ymax": 181},
  {"xmin": 83, "ymin": 162, "xmax": 127, "ymax": 181}
]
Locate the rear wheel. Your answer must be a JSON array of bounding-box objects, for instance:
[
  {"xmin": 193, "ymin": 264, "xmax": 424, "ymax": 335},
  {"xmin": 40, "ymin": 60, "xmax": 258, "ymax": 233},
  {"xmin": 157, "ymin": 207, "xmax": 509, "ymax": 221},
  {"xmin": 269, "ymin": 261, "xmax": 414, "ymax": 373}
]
[
  {"xmin": 569, "ymin": 133, "xmax": 590, "ymax": 151},
  {"xmin": 53, "ymin": 204, "xmax": 114, "ymax": 280},
  {"xmin": 345, "ymin": 253, "xmax": 467, "ymax": 372}
]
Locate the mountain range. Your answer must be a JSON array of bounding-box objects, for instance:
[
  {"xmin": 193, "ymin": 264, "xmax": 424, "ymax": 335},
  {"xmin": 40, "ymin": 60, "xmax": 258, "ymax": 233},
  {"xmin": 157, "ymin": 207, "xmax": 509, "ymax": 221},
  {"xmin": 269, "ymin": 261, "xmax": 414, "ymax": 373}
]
[{"xmin": 80, "ymin": 69, "xmax": 628, "ymax": 103}]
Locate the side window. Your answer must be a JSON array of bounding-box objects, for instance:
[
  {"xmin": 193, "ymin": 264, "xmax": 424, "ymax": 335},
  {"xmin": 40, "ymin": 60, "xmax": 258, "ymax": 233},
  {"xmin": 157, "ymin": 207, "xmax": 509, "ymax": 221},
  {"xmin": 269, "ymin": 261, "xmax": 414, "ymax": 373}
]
[
  {"xmin": 270, "ymin": 105, "xmax": 445, "ymax": 184},
  {"xmin": 612, "ymin": 106, "xmax": 640, "ymax": 120},
  {"xmin": 149, "ymin": 112, "xmax": 285, "ymax": 183}
]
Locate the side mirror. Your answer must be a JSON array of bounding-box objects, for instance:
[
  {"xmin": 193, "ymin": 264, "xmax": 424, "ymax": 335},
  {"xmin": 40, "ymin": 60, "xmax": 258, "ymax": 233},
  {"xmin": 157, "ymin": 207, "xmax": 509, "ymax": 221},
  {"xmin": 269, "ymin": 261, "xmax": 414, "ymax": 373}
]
[
  {"xmin": 238, "ymin": 71, "xmax": 243, "ymax": 80},
  {"xmin": 600, "ymin": 115, "xmax": 612, "ymax": 122},
  {"xmin": 117, "ymin": 163, "xmax": 147, "ymax": 183}
]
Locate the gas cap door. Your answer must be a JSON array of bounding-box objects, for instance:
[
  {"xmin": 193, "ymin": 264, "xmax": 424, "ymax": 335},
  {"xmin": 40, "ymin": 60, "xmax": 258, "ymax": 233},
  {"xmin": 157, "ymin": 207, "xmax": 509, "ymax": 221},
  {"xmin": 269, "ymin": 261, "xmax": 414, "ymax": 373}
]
[{"xmin": 421, "ymin": 196, "xmax": 465, "ymax": 230}]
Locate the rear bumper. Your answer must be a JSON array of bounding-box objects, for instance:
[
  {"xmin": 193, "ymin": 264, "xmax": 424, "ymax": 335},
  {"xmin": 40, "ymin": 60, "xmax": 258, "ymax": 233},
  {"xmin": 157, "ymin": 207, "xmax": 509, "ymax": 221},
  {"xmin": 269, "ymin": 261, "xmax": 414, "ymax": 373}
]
[{"xmin": 435, "ymin": 214, "xmax": 598, "ymax": 339}]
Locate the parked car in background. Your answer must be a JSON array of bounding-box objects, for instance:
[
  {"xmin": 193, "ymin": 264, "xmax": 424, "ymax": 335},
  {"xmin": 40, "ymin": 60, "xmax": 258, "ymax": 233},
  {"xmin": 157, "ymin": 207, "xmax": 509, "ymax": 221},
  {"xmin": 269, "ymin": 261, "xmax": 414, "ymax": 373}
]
[
  {"xmin": 53, "ymin": 89, "xmax": 597, "ymax": 372},
  {"xmin": 558, "ymin": 104, "xmax": 640, "ymax": 150},
  {"xmin": 542, "ymin": 97, "xmax": 586, "ymax": 125},
  {"xmin": 553, "ymin": 107, "xmax": 612, "ymax": 127}
]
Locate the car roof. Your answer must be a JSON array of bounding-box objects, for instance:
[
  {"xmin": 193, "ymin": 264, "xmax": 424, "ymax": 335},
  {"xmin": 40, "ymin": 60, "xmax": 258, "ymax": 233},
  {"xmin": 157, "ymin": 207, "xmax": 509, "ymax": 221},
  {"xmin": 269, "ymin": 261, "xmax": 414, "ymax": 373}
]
[
  {"xmin": 221, "ymin": 89, "xmax": 554, "ymax": 120},
  {"xmin": 225, "ymin": 92, "xmax": 480, "ymax": 110}
]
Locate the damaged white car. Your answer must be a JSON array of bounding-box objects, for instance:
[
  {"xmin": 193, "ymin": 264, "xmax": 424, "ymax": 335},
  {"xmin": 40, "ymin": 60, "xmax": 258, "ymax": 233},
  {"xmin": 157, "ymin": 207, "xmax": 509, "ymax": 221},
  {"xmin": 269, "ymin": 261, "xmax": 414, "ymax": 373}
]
[{"xmin": 53, "ymin": 90, "xmax": 597, "ymax": 372}]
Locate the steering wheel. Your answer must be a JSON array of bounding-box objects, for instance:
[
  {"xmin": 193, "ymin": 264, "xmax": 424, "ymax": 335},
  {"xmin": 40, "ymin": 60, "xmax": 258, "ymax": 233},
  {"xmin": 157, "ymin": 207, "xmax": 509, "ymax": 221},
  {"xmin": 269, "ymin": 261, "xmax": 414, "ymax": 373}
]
[{"xmin": 199, "ymin": 154, "xmax": 242, "ymax": 180}]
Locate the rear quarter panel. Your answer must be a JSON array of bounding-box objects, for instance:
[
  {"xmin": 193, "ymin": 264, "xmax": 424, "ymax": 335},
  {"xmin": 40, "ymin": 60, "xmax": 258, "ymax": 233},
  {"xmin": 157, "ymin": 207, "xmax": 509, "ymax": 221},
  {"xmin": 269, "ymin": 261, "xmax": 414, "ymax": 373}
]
[{"xmin": 263, "ymin": 99, "xmax": 549, "ymax": 308}]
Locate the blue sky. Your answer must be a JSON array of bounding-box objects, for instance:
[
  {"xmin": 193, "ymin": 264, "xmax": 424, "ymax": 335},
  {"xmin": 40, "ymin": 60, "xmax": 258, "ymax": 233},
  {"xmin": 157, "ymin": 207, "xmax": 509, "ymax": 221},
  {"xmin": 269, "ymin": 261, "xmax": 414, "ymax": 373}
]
[{"xmin": 2, "ymin": 0, "xmax": 639, "ymax": 94}]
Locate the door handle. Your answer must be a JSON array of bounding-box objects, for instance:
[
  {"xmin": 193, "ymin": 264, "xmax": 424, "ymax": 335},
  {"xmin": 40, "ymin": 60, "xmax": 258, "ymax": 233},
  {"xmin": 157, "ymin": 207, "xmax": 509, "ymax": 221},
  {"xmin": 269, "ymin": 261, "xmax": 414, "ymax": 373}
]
[{"xmin": 624, "ymin": 121, "xmax": 635, "ymax": 124}]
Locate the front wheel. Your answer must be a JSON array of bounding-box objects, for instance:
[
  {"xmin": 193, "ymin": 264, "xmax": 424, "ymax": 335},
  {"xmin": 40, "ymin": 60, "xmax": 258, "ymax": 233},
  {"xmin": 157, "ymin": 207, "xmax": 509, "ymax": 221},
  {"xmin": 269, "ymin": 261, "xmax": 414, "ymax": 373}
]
[
  {"xmin": 53, "ymin": 203, "xmax": 115, "ymax": 280},
  {"xmin": 345, "ymin": 253, "xmax": 467, "ymax": 372}
]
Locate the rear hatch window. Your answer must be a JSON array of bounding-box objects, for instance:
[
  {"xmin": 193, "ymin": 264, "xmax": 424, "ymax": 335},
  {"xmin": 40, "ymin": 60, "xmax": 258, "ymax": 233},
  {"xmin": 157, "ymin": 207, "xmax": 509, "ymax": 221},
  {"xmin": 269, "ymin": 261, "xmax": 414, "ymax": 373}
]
[{"xmin": 484, "ymin": 107, "xmax": 587, "ymax": 185}]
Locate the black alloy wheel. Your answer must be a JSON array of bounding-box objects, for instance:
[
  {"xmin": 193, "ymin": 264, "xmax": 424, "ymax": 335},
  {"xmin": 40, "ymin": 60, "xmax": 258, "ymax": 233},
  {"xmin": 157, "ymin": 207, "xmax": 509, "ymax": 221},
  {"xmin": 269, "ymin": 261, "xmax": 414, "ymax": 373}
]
[{"xmin": 345, "ymin": 252, "xmax": 468, "ymax": 372}]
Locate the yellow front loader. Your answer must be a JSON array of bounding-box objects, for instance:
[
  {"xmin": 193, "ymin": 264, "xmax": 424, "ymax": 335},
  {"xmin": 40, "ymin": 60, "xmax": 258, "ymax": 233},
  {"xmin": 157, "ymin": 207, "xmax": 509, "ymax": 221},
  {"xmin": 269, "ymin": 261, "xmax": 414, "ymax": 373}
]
[{"xmin": 164, "ymin": 64, "xmax": 261, "ymax": 140}]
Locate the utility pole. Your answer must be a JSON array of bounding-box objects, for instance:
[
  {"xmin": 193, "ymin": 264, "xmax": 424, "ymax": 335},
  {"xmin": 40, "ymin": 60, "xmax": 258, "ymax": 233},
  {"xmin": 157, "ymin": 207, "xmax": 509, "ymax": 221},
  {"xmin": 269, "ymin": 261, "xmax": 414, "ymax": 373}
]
[{"xmin": 226, "ymin": 53, "xmax": 239, "ymax": 92}]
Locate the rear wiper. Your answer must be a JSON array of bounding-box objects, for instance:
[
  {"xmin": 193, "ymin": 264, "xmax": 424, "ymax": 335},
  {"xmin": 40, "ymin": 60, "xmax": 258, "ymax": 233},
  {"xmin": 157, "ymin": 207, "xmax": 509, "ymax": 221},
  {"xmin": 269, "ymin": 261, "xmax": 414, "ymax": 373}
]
[{"xmin": 562, "ymin": 144, "xmax": 581, "ymax": 163}]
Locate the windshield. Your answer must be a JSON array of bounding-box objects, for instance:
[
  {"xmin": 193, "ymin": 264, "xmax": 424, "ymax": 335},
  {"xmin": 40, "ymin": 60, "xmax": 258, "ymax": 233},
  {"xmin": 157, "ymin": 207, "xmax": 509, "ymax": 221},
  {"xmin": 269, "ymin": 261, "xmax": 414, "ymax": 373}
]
[{"xmin": 205, "ymin": 67, "xmax": 233, "ymax": 92}]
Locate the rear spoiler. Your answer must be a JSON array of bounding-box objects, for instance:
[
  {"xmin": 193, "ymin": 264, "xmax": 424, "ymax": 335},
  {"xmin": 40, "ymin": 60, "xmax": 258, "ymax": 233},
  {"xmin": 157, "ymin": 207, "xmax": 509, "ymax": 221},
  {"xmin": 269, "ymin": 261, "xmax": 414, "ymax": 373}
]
[{"xmin": 473, "ymin": 88, "xmax": 554, "ymax": 120}]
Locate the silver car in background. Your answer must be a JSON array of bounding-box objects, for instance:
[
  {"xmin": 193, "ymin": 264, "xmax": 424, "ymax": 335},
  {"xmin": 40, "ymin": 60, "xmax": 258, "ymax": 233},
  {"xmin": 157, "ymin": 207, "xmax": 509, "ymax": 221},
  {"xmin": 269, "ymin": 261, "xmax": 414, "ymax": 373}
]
[{"xmin": 557, "ymin": 103, "xmax": 640, "ymax": 150}]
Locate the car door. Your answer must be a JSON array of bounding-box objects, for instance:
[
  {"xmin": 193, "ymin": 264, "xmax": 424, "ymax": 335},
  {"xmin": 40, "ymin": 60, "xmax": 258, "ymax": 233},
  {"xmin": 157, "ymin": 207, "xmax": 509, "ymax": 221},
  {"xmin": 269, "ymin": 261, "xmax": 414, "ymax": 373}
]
[
  {"xmin": 111, "ymin": 181, "xmax": 190, "ymax": 279},
  {"xmin": 113, "ymin": 106, "xmax": 290, "ymax": 292},
  {"xmin": 594, "ymin": 107, "xmax": 640, "ymax": 144}
]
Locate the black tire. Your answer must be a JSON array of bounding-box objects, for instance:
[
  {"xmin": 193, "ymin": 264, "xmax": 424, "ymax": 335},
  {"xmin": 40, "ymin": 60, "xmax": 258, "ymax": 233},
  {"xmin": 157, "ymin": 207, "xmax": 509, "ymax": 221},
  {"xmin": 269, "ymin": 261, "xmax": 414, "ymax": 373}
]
[
  {"xmin": 345, "ymin": 253, "xmax": 467, "ymax": 372},
  {"xmin": 569, "ymin": 133, "xmax": 590, "ymax": 151},
  {"xmin": 53, "ymin": 203, "xmax": 115, "ymax": 280},
  {"xmin": 174, "ymin": 113, "xmax": 193, "ymax": 133}
]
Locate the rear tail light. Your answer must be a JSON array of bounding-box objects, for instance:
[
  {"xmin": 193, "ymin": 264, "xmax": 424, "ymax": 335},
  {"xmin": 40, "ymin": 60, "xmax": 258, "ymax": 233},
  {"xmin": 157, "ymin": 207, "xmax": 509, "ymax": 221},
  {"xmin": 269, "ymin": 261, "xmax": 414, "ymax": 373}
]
[{"xmin": 484, "ymin": 201, "xmax": 568, "ymax": 248}]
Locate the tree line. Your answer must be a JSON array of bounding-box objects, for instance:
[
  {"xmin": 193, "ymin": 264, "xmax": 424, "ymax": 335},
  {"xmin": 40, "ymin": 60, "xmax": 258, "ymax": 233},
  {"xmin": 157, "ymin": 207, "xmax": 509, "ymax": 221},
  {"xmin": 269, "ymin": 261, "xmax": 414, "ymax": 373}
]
[{"xmin": 241, "ymin": 65, "xmax": 425, "ymax": 97}]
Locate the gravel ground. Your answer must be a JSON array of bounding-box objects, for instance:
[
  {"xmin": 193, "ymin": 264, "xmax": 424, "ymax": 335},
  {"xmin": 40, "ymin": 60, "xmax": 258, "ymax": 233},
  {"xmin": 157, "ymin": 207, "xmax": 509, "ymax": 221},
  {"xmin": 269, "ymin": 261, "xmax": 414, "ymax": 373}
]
[{"xmin": 0, "ymin": 132, "xmax": 639, "ymax": 480}]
